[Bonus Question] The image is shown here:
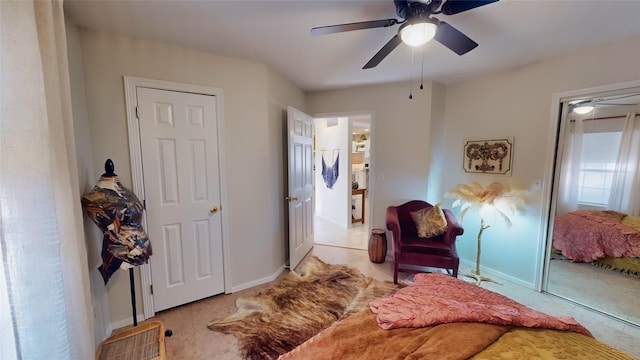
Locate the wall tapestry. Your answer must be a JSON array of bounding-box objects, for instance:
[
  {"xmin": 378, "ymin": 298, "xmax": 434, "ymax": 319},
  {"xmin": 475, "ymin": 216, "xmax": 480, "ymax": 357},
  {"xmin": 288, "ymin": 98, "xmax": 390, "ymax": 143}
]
[
  {"xmin": 321, "ymin": 149, "xmax": 339, "ymax": 189},
  {"xmin": 463, "ymin": 138, "xmax": 513, "ymax": 175}
]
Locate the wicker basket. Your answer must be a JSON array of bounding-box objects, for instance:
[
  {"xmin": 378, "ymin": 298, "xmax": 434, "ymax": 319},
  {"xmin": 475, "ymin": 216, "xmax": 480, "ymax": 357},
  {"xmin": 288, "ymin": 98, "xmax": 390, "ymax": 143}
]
[
  {"xmin": 96, "ymin": 321, "xmax": 166, "ymax": 360},
  {"xmin": 368, "ymin": 229, "xmax": 387, "ymax": 263}
]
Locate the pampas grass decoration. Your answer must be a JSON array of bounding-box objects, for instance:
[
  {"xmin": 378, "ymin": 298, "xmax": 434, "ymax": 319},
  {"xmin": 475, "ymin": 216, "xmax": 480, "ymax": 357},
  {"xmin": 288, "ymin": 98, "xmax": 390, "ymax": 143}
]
[
  {"xmin": 445, "ymin": 182, "xmax": 525, "ymax": 284},
  {"xmin": 446, "ymin": 181, "xmax": 525, "ymax": 228}
]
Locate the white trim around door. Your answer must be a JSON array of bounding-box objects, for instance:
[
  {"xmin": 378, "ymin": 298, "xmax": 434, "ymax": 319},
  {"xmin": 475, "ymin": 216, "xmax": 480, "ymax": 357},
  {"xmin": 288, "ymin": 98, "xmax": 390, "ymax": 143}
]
[{"xmin": 123, "ymin": 76, "xmax": 231, "ymax": 319}]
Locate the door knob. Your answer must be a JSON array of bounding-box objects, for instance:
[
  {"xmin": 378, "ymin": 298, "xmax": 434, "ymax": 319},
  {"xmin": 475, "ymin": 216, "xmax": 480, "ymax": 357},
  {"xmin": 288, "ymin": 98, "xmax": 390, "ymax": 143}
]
[
  {"xmin": 210, "ymin": 205, "xmax": 219, "ymax": 213},
  {"xmin": 285, "ymin": 196, "xmax": 299, "ymax": 202}
]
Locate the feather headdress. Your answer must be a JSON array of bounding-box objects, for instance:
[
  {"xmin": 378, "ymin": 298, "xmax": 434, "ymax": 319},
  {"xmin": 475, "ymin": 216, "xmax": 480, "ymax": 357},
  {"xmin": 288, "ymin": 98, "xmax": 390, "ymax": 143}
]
[{"xmin": 445, "ymin": 182, "xmax": 525, "ymax": 228}]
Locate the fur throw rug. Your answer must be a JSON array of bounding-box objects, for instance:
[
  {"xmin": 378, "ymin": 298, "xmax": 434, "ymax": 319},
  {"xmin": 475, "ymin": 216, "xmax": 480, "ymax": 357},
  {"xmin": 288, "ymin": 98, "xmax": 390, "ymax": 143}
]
[{"xmin": 207, "ymin": 256, "xmax": 400, "ymax": 359}]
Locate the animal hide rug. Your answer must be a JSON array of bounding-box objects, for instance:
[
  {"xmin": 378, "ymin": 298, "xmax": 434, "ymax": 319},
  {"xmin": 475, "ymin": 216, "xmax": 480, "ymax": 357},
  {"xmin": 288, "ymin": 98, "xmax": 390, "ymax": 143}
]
[{"xmin": 207, "ymin": 256, "xmax": 400, "ymax": 359}]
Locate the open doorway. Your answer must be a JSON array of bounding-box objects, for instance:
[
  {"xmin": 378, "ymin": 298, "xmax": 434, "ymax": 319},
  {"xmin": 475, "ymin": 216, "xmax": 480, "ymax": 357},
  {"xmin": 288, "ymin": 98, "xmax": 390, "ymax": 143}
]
[{"xmin": 313, "ymin": 114, "xmax": 373, "ymax": 250}]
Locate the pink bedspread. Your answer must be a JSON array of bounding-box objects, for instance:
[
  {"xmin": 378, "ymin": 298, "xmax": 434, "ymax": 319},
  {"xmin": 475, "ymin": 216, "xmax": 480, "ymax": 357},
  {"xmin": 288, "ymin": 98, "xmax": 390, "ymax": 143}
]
[
  {"xmin": 552, "ymin": 210, "xmax": 640, "ymax": 262},
  {"xmin": 369, "ymin": 273, "xmax": 591, "ymax": 337}
]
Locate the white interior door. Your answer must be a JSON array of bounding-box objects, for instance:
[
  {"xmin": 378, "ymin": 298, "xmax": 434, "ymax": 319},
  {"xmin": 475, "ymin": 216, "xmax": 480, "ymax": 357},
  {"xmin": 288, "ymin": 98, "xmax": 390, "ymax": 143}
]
[
  {"xmin": 287, "ymin": 106, "xmax": 314, "ymax": 269},
  {"xmin": 137, "ymin": 87, "xmax": 224, "ymax": 311}
]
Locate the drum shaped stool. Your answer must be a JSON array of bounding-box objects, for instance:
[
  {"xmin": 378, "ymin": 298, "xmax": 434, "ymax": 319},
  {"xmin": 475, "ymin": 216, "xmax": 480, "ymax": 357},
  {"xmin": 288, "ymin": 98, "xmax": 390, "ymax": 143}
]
[{"xmin": 368, "ymin": 229, "xmax": 387, "ymax": 263}]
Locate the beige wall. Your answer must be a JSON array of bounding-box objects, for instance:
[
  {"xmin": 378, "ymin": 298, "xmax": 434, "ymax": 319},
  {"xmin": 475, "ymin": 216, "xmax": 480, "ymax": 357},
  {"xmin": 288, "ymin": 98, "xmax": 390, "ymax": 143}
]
[
  {"xmin": 76, "ymin": 29, "xmax": 305, "ymax": 327},
  {"xmin": 65, "ymin": 20, "xmax": 111, "ymax": 344},
  {"xmin": 442, "ymin": 34, "xmax": 640, "ymax": 287},
  {"xmin": 426, "ymin": 82, "xmax": 447, "ymax": 202},
  {"xmin": 307, "ymin": 81, "xmax": 442, "ymax": 234}
]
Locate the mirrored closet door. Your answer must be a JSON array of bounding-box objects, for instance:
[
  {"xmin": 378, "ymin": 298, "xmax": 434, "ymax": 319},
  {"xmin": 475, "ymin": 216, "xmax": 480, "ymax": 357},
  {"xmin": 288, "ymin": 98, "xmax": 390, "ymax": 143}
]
[{"xmin": 545, "ymin": 84, "xmax": 640, "ymax": 326}]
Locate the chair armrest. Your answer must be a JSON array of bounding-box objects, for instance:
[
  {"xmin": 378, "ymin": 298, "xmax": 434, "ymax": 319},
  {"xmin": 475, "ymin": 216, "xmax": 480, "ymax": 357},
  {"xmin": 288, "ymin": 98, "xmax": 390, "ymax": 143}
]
[
  {"xmin": 442, "ymin": 208, "xmax": 464, "ymax": 245},
  {"xmin": 386, "ymin": 206, "xmax": 402, "ymax": 249}
]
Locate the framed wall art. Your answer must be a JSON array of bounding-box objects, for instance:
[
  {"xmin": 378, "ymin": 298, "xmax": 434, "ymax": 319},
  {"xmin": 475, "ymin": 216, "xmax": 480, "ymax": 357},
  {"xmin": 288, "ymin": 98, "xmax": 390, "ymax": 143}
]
[{"xmin": 463, "ymin": 138, "xmax": 513, "ymax": 175}]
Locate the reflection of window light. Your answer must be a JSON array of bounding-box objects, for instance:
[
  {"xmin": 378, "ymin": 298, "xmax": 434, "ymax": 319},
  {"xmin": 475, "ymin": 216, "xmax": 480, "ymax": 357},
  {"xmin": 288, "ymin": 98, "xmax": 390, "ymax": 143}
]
[{"xmin": 577, "ymin": 132, "xmax": 622, "ymax": 205}]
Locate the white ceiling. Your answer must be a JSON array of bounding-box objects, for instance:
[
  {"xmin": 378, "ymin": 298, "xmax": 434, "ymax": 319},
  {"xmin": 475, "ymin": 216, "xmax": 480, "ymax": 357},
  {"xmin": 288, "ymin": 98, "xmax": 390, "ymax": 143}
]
[{"xmin": 63, "ymin": 0, "xmax": 640, "ymax": 92}]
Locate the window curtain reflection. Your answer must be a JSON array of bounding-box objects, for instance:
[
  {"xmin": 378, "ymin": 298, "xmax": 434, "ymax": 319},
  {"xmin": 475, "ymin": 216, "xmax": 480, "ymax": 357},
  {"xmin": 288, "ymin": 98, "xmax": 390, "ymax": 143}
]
[
  {"xmin": 1, "ymin": 1, "xmax": 94, "ymax": 358},
  {"xmin": 556, "ymin": 118, "xmax": 584, "ymax": 215},
  {"xmin": 608, "ymin": 112, "xmax": 640, "ymax": 215}
]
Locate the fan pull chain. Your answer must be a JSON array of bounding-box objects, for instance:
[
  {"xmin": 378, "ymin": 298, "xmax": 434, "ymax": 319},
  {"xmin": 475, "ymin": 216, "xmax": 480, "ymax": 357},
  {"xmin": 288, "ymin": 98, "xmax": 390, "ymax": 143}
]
[
  {"xmin": 420, "ymin": 48, "xmax": 425, "ymax": 90},
  {"xmin": 409, "ymin": 48, "xmax": 415, "ymax": 99},
  {"xmin": 409, "ymin": 79, "xmax": 413, "ymax": 99}
]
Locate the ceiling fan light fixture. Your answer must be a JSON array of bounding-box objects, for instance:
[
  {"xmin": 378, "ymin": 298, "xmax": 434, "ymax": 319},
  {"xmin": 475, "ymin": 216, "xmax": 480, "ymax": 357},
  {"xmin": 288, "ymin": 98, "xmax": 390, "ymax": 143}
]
[
  {"xmin": 572, "ymin": 102, "xmax": 595, "ymax": 115},
  {"xmin": 399, "ymin": 19, "xmax": 437, "ymax": 47}
]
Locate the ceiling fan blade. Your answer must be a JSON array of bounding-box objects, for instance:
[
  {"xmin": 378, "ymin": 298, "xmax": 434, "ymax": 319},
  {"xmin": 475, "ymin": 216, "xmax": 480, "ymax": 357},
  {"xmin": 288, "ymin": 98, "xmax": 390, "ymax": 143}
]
[
  {"xmin": 311, "ymin": 19, "xmax": 399, "ymax": 35},
  {"xmin": 440, "ymin": 0, "xmax": 499, "ymax": 15},
  {"xmin": 363, "ymin": 34, "xmax": 402, "ymax": 69},
  {"xmin": 434, "ymin": 21, "xmax": 478, "ymax": 55}
]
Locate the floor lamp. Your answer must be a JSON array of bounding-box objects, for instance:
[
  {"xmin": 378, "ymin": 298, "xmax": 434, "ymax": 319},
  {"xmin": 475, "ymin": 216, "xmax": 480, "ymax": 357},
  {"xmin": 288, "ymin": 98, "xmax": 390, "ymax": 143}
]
[{"xmin": 446, "ymin": 182, "xmax": 525, "ymax": 285}]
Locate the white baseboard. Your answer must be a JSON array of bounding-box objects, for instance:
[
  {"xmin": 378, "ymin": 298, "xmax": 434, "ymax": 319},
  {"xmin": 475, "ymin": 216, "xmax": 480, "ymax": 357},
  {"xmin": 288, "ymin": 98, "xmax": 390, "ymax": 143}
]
[
  {"xmin": 231, "ymin": 264, "xmax": 287, "ymax": 293},
  {"xmin": 109, "ymin": 314, "xmax": 146, "ymax": 332},
  {"xmin": 383, "ymin": 256, "xmax": 535, "ymax": 289},
  {"xmin": 459, "ymin": 258, "xmax": 535, "ymax": 289},
  {"xmin": 106, "ymin": 265, "xmax": 286, "ymax": 333}
]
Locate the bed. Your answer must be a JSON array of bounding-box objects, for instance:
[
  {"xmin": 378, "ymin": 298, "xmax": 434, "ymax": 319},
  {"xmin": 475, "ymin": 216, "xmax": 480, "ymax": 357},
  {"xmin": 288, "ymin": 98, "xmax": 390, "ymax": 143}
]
[
  {"xmin": 552, "ymin": 210, "xmax": 640, "ymax": 276},
  {"xmin": 278, "ymin": 273, "xmax": 634, "ymax": 360}
]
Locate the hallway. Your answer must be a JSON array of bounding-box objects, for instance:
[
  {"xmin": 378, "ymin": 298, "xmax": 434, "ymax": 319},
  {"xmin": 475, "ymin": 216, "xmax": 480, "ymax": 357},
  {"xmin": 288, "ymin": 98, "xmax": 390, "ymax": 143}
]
[{"xmin": 313, "ymin": 211, "xmax": 369, "ymax": 250}]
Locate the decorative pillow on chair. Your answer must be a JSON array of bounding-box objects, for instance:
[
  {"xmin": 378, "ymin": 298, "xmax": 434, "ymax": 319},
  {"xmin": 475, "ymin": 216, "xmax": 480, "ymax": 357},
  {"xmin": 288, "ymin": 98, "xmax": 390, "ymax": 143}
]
[{"xmin": 410, "ymin": 204, "xmax": 448, "ymax": 238}]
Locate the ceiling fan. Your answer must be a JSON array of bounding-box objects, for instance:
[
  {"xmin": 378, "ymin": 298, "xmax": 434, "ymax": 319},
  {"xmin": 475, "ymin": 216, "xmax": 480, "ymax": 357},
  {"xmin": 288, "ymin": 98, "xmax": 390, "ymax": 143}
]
[{"xmin": 311, "ymin": 0, "xmax": 499, "ymax": 69}]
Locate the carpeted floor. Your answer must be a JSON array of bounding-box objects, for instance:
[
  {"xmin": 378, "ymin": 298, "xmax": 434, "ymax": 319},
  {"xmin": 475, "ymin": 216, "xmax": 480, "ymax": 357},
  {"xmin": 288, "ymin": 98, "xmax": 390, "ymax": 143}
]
[
  {"xmin": 551, "ymin": 247, "xmax": 640, "ymax": 279},
  {"xmin": 547, "ymin": 258, "xmax": 640, "ymax": 326}
]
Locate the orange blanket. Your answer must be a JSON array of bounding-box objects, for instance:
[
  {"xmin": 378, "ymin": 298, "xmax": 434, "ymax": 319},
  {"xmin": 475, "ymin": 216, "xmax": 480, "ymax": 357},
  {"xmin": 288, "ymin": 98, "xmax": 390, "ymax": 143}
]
[
  {"xmin": 279, "ymin": 310, "xmax": 634, "ymax": 360},
  {"xmin": 279, "ymin": 310, "xmax": 511, "ymax": 360}
]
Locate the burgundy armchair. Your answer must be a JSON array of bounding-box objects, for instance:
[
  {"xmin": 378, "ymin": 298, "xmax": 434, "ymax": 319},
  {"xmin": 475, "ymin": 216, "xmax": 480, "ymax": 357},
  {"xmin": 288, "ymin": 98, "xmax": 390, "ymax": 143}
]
[{"xmin": 386, "ymin": 200, "xmax": 464, "ymax": 284}]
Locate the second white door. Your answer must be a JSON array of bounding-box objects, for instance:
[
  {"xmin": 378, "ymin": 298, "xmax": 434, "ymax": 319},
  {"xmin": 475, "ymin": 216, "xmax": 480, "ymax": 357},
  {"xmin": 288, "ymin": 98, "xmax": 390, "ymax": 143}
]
[{"xmin": 287, "ymin": 106, "xmax": 314, "ymax": 270}]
